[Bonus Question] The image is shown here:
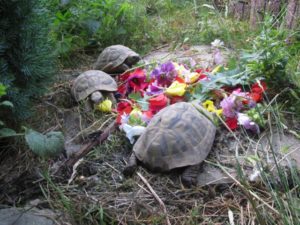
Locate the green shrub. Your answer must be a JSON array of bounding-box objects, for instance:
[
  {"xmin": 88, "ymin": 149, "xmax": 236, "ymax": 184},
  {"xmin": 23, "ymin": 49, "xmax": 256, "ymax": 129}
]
[
  {"xmin": 46, "ymin": 0, "xmax": 150, "ymax": 58},
  {"xmin": 0, "ymin": 0, "xmax": 57, "ymax": 120}
]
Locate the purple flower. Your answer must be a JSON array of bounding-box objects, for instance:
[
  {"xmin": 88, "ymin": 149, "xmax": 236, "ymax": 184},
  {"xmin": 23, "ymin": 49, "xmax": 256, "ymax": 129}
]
[
  {"xmin": 146, "ymin": 81, "xmax": 164, "ymax": 95},
  {"xmin": 213, "ymin": 49, "xmax": 224, "ymax": 65},
  {"xmin": 237, "ymin": 113, "xmax": 260, "ymax": 134},
  {"xmin": 220, "ymin": 95, "xmax": 236, "ymax": 118},
  {"xmin": 150, "ymin": 62, "xmax": 177, "ymax": 86}
]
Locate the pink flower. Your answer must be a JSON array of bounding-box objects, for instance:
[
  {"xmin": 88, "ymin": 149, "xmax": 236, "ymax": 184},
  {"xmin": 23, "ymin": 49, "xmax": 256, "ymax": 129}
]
[
  {"xmin": 237, "ymin": 113, "xmax": 260, "ymax": 134},
  {"xmin": 220, "ymin": 95, "xmax": 236, "ymax": 118}
]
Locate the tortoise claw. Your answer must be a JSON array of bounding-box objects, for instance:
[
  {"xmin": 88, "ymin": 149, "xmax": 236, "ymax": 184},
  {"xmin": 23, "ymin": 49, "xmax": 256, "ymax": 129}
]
[
  {"xmin": 181, "ymin": 165, "xmax": 200, "ymax": 187},
  {"xmin": 123, "ymin": 153, "xmax": 138, "ymax": 177},
  {"xmin": 123, "ymin": 164, "xmax": 137, "ymax": 177},
  {"xmin": 181, "ymin": 175, "xmax": 198, "ymax": 188}
]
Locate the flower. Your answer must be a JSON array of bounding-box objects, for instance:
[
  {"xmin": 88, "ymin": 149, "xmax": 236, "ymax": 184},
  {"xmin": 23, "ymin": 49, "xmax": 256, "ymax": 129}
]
[
  {"xmin": 127, "ymin": 68, "xmax": 148, "ymax": 93},
  {"xmin": 173, "ymin": 62, "xmax": 188, "ymax": 77},
  {"xmin": 213, "ymin": 49, "xmax": 224, "ymax": 65},
  {"xmin": 250, "ymin": 81, "xmax": 267, "ymax": 102},
  {"xmin": 117, "ymin": 84, "xmax": 127, "ymax": 97},
  {"xmin": 220, "ymin": 89, "xmax": 251, "ymax": 117},
  {"xmin": 165, "ymin": 81, "xmax": 187, "ymax": 96},
  {"xmin": 148, "ymin": 94, "xmax": 168, "ymax": 113},
  {"xmin": 237, "ymin": 113, "xmax": 260, "ymax": 134},
  {"xmin": 251, "ymin": 81, "xmax": 267, "ymax": 94},
  {"xmin": 170, "ymin": 96, "xmax": 185, "ymax": 104},
  {"xmin": 202, "ymin": 100, "xmax": 223, "ymax": 116},
  {"xmin": 150, "ymin": 62, "xmax": 177, "ymax": 86},
  {"xmin": 220, "ymin": 95, "xmax": 236, "ymax": 118},
  {"xmin": 146, "ymin": 81, "xmax": 164, "ymax": 95},
  {"xmin": 96, "ymin": 99, "xmax": 112, "ymax": 112},
  {"xmin": 195, "ymin": 68, "xmax": 209, "ymax": 80},
  {"xmin": 141, "ymin": 110, "xmax": 153, "ymax": 124},
  {"xmin": 225, "ymin": 117, "xmax": 238, "ymax": 130},
  {"xmin": 211, "ymin": 39, "xmax": 224, "ymax": 48},
  {"xmin": 122, "ymin": 124, "xmax": 146, "ymax": 144},
  {"xmin": 116, "ymin": 101, "xmax": 133, "ymax": 124}
]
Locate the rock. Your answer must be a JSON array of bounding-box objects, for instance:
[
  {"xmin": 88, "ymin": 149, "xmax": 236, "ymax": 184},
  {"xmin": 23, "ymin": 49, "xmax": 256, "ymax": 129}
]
[
  {"xmin": 143, "ymin": 45, "xmax": 231, "ymax": 68},
  {"xmin": 0, "ymin": 208, "xmax": 54, "ymax": 225}
]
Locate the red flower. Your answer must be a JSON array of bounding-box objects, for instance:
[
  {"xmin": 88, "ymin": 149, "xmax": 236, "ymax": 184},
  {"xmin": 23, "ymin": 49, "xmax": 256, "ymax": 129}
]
[
  {"xmin": 249, "ymin": 92, "xmax": 262, "ymax": 102},
  {"xmin": 175, "ymin": 76, "xmax": 185, "ymax": 83},
  {"xmin": 251, "ymin": 81, "xmax": 267, "ymax": 95},
  {"xmin": 119, "ymin": 71, "xmax": 131, "ymax": 82},
  {"xmin": 117, "ymin": 84, "xmax": 127, "ymax": 97},
  {"xmin": 148, "ymin": 94, "xmax": 168, "ymax": 113},
  {"xmin": 195, "ymin": 68, "xmax": 210, "ymax": 80},
  {"xmin": 170, "ymin": 96, "xmax": 185, "ymax": 104},
  {"xmin": 127, "ymin": 68, "xmax": 149, "ymax": 93},
  {"xmin": 250, "ymin": 81, "xmax": 267, "ymax": 102},
  {"xmin": 225, "ymin": 117, "xmax": 238, "ymax": 130},
  {"xmin": 116, "ymin": 101, "xmax": 132, "ymax": 124},
  {"xmin": 142, "ymin": 110, "xmax": 153, "ymax": 123}
]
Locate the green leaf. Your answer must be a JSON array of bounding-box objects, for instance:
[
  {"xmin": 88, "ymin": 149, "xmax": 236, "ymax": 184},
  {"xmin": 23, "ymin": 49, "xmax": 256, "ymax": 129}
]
[
  {"xmin": 25, "ymin": 129, "xmax": 65, "ymax": 158},
  {"xmin": 0, "ymin": 128, "xmax": 17, "ymax": 138},
  {"xmin": 0, "ymin": 84, "xmax": 6, "ymax": 97},
  {"xmin": 0, "ymin": 100, "xmax": 13, "ymax": 108},
  {"xmin": 136, "ymin": 94, "xmax": 150, "ymax": 111},
  {"xmin": 128, "ymin": 92, "xmax": 142, "ymax": 101}
]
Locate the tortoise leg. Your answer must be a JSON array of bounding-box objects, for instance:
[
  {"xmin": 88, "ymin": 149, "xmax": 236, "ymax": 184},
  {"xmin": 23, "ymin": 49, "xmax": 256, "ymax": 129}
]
[
  {"xmin": 123, "ymin": 153, "xmax": 138, "ymax": 176},
  {"xmin": 181, "ymin": 164, "xmax": 200, "ymax": 187},
  {"xmin": 119, "ymin": 63, "xmax": 130, "ymax": 72}
]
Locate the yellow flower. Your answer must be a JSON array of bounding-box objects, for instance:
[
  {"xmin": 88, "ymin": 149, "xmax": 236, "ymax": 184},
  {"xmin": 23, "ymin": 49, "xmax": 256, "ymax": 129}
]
[
  {"xmin": 96, "ymin": 99, "xmax": 112, "ymax": 112},
  {"xmin": 165, "ymin": 81, "xmax": 187, "ymax": 96},
  {"xmin": 202, "ymin": 100, "xmax": 223, "ymax": 116},
  {"xmin": 129, "ymin": 108, "xmax": 142, "ymax": 118},
  {"xmin": 211, "ymin": 65, "xmax": 228, "ymax": 75},
  {"xmin": 185, "ymin": 72, "xmax": 200, "ymax": 83},
  {"xmin": 173, "ymin": 62, "xmax": 190, "ymax": 78}
]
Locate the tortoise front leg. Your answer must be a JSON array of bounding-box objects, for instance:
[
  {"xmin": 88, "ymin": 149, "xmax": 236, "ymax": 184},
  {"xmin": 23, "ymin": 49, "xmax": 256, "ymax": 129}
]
[
  {"xmin": 181, "ymin": 164, "xmax": 200, "ymax": 187},
  {"xmin": 123, "ymin": 152, "xmax": 138, "ymax": 176}
]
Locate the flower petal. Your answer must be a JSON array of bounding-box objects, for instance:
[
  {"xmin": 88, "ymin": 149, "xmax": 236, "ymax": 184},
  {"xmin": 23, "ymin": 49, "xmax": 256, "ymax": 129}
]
[{"xmin": 165, "ymin": 81, "xmax": 187, "ymax": 96}]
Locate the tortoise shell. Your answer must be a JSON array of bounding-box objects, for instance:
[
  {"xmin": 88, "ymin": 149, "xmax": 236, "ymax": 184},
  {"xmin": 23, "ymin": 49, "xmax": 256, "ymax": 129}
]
[
  {"xmin": 133, "ymin": 102, "xmax": 216, "ymax": 172},
  {"xmin": 93, "ymin": 45, "xmax": 140, "ymax": 73},
  {"xmin": 71, "ymin": 70, "xmax": 117, "ymax": 102}
]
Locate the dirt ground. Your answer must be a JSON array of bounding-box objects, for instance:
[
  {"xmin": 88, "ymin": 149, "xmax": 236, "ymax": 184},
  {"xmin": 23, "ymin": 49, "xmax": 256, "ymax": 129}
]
[{"xmin": 0, "ymin": 45, "xmax": 299, "ymax": 225}]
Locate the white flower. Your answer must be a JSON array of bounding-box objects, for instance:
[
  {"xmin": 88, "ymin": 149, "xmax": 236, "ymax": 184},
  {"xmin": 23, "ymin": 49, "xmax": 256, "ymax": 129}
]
[
  {"xmin": 211, "ymin": 39, "xmax": 224, "ymax": 48},
  {"xmin": 122, "ymin": 124, "xmax": 146, "ymax": 144}
]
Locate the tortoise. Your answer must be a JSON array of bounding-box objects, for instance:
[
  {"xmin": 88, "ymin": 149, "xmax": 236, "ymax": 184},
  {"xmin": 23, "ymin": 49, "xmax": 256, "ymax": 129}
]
[
  {"xmin": 71, "ymin": 70, "xmax": 117, "ymax": 104},
  {"xmin": 123, "ymin": 102, "xmax": 216, "ymax": 187},
  {"xmin": 93, "ymin": 45, "xmax": 141, "ymax": 73}
]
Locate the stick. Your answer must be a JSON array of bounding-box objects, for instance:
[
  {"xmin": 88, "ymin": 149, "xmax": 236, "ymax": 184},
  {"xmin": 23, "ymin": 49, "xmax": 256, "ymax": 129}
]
[
  {"xmin": 137, "ymin": 172, "xmax": 171, "ymax": 225},
  {"xmin": 65, "ymin": 121, "xmax": 117, "ymax": 168}
]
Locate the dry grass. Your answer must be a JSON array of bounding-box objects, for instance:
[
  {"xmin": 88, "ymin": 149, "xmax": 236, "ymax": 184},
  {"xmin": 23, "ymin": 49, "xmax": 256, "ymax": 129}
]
[{"xmin": 1, "ymin": 51, "xmax": 299, "ymax": 225}]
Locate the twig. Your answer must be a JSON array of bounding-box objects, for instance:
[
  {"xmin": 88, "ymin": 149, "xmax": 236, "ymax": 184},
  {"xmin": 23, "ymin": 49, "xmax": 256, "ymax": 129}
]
[
  {"xmin": 207, "ymin": 161, "xmax": 280, "ymax": 216},
  {"xmin": 68, "ymin": 158, "xmax": 84, "ymax": 185},
  {"xmin": 137, "ymin": 172, "xmax": 171, "ymax": 225},
  {"xmin": 54, "ymin": 121, "xmax": 117, "ymax": 174}
]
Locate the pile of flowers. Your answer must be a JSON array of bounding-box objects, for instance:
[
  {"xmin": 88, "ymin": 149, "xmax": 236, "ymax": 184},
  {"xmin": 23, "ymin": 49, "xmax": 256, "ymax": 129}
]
[{"xmin": 97, "ymin": 43, "xmax": 268, "ymax": 142}]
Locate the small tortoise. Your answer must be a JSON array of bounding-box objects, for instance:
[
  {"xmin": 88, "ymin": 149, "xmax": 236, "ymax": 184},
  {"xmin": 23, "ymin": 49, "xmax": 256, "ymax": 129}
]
[
  {"xmin": 123, "ymin": 102, "xmax": 216, "ymax": 187},
  {"xmin": 93, "ymin": 45, "xmax": 141, "ymax": 73},
  {"xmin": 71, "ymin": 70, "xmax": 117, "ymax": 104}
]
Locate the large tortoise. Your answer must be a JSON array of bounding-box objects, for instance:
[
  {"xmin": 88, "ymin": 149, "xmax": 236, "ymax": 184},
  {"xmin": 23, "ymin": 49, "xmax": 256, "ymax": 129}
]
[
  {"xmin": 123, "ymin": 102, "xmax": 216, "ymax": 187},
  {"xmin": 71, "ymin": 70, "xmax": 117, "ymax": 104},
  {"xmin": 93, "ymin": 45, "xmax": 141, "ymax": 73}
]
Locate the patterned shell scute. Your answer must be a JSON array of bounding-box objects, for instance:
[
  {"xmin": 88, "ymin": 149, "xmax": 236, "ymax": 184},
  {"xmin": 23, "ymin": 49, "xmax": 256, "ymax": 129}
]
[
  {"xmin": 71, "ymin": 70, "xmax": 117, "ymax": 102},
  {"xmin": 93, "ymin": 45, "xmax": 140, "ymax": 72},
  {"xmin": 133, "ymin": 102, "xmax": 216, "ymax": 172}
]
